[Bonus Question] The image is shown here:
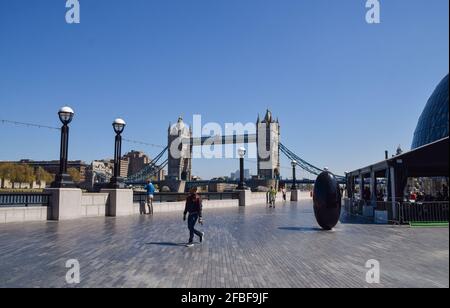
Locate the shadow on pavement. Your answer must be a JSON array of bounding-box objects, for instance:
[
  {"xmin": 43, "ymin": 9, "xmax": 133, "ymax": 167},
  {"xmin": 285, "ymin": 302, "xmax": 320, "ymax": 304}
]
[
  {"xmin": 146, "ymin": 242, "xmax": 186, "ymax": 247},
  {"xmin": 339, "ymin": 213, "xmax": 376, "ymax": 225},
  {"xmin": 278, "ymin": 227, "xmax": 324, "ymax": 232}
]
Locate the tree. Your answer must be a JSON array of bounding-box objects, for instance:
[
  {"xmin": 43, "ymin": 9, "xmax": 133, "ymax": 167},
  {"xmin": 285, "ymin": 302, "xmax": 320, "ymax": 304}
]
[
  {"xmin": 35, "ymin": 167, "xmax": 54, "ymax": 184},
  {"xmin": 0, "ymin": 163, "xmax": 14, "ymax": 180},
  {"xmin": 68, "ymin": 167, "xmax": 81, "ymax": 183},
  {"xmin": 15, "ymin": 164, "xmax": 35, "ymax": 183},
  {"xmin": 0, "ymin": 163, "xmax": 35, "ymax": 183}
]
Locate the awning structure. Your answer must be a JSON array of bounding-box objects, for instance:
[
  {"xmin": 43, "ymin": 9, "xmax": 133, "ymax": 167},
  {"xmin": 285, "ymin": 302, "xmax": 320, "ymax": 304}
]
[
  {"xmin": 348, "ymin": 137, "xmax": 449, "ymax": 179},
  {"xmin": 346, "ymin": 137, "xmax": 449, "ymax": 218}
]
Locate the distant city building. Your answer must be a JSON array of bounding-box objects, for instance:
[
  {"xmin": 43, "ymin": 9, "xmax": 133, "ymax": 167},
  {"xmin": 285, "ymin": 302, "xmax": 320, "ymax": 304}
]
[
  {"xmin": 92, "ymin": 158, "xmax": 129, "ymax": 179},
  {"xmin": 123, "ymin": 150, "xmax": 151, "ymax": 177},
  {"xmin": 84, "ymin": 161, "xmax": 113, "ymax": 188},
  {"xmin": 155, "ymin": 168, "xmax": 165, "ymax": 181},
  {"xmin": 412, "ymin": 74, "xmax": 449, "ymax": 149},
  {"xmin": 230, "ymin": 169, "xmax": 250, "ymax": 180},
  {"xmin": 120, "ymin": 158, "xmax": 129, "ymax": 178},
  {"xmin": 7, "ymin": 159, "xmax": 88, "ymax": 182},
  {"xmin": 0, "ymin": 178, "xmax": 47, "ymax": 190},
  {"xmin": 209, "ymin": 182, "xmax": 238, "ymax": 193}
]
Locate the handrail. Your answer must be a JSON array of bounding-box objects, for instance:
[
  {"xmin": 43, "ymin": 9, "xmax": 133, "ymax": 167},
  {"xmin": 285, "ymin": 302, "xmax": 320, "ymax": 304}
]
[
  {"xmin": 398, "ymin": 201, "xmax": 449, "ymax": 224},
  {"xmin": 344, "ymin": 198, "xmax": 401, "ymax": 224},
  {"xmin": 0, "ymin": 192, "xmax": 51, "ymax": 208},
  {"xmin": 133, "ymin": 191, "xmax": 240, "ymax": 203},
  {"xmin": 344, "ymin": 198, "xmax": 449, "ymax": 224}
]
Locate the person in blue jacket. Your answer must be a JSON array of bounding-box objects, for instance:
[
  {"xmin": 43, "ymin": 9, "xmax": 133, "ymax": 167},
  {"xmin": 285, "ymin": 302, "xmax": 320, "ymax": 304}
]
[{"xmin": 144, "ymin": 179, "xmax": 156, "ymax": 215}]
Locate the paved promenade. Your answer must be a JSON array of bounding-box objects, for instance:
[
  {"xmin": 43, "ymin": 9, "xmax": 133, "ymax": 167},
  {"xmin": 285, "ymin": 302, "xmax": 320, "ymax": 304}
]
[{"xmin": 0, "ymin": 200, "xmax": 448, "ymax": 288}]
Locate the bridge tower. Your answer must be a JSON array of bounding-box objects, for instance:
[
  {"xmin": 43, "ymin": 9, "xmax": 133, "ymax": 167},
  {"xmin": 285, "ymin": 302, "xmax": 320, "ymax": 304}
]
[
  {"xmin": 257, "ymin": 109, "xmax": 281, "ymax": 179},
  {"xmin": 167, "ymin": 116, "xmax": 192, "ymax": 181}
]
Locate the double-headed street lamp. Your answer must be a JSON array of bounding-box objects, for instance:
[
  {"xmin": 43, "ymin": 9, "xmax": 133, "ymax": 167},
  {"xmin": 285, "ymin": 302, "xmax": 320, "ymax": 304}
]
[
  {"xmin": 109, "ymin": 118, "xmax": 126, "ymax": 189},
  {"xmin": 52, "ymin": 106, "xmax": 75, "ymax": 188},
  {"xmin": 237, "ymin": 147, "xmax": 246, "ymax": 190},
  {"xmin": 291, "ymin": 160, "xmax": 297, "ymax": 190}
]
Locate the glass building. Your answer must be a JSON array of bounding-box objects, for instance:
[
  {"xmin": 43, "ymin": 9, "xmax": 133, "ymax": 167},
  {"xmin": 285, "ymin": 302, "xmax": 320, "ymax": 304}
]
[{"xmin": 411, "ymin": 74, "xmax": 449, "ymax": 149}]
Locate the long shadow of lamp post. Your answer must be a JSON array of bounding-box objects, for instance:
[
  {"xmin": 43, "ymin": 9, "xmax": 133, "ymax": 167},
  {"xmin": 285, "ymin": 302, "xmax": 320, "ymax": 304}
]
[
  {"xmin": 52, "ymin": 106, "xmax": 75, "ymax": 188},
  {"xmin": 109, "ymin": 118, "xmax": 126, "ymax": 189}
]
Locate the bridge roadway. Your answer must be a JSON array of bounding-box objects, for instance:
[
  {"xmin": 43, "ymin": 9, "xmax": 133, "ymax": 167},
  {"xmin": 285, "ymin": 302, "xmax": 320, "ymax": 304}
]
[
  {"xmin": 0, "ymin": 199, "xmax": 448, "ymax": 288},
  {"xmin": 183, "ymin": 133, "xmax": 257, "ymax": 146},
  {"xmin": 129, "ymin": 179, "xmax": 317, "ymax": 186}
]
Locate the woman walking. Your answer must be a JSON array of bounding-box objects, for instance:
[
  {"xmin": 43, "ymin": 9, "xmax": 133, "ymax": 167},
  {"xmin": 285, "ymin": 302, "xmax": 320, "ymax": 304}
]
[{"xmin": 183, "ymin": 187, "xmax": 205, "ymax": 247}]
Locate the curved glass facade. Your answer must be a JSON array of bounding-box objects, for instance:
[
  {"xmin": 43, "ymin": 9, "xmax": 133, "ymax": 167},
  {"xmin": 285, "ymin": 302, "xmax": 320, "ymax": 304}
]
[{"xmin": 412, "ymin": 74, "xmax": 449, "ymax": 149}]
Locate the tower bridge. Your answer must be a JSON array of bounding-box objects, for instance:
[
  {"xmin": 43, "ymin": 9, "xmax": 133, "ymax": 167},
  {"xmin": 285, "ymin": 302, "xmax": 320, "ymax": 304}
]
[
  {"xmin": 166, "ymin": 110, "xmax": 280, "ymax": 181},
  {"xmin": 124, "ymin": 109, "xmax": 344, "ymax": 186}
]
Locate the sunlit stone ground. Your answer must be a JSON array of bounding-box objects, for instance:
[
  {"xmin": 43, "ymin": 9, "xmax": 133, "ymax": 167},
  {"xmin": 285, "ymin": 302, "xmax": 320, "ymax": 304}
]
[{"xmin": 0, "ymin": 199, "xmax": 448, "ymax": 288}]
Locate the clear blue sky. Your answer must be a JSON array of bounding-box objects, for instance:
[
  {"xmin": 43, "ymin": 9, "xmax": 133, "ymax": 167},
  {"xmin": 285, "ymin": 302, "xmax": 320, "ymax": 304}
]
[{"xmin": 0, "ymin": 0, "xmax": 448, "ymax": 179}]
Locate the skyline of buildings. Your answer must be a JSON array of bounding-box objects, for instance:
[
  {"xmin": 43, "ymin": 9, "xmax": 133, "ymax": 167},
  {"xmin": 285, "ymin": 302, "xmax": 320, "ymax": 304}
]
[
  {"xmin": 0, "ymin": 148, "xmax": 255, "ymax": 183},
  {"xmin": 230, "ymin": 169, "xmax": 251, "ymax": 181}
]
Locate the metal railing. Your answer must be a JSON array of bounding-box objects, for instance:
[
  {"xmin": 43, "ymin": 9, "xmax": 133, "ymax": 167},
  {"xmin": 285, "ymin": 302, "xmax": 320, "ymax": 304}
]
[
  {"xmin": 344, "ymin": 198, "xmax": 449, "ymax": 224},
  {"xmin": 345, "ymin": 198, "xmax": 365, "ymax": 216},
  {"xmin": 133, "ymin": 191, "xmax": 240, "ymax": 204},
  {"xmin": 372, "ymin": 201, "xmax": 399, "ymax": 223},
  {"xmin": 0, "ymin": 192, "xmax": 51, "ymax": 208},
  {"xmin": 344, "ymin": 198, "xmax": 399, "ymax": 223},
  {"xmin": 398, "ymin": 202, "xmax": 449, "ymax": 224}
]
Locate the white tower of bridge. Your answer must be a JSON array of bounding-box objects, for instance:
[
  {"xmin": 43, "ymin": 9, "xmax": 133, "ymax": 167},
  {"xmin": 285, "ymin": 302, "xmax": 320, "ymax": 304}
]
[
  {"xmin": 256, "ymin": 109, "xmax": 281, "ymax": 180},
  {"xmin": 167, "ymin": 110, "xmax": 281, "ymax": 181}
]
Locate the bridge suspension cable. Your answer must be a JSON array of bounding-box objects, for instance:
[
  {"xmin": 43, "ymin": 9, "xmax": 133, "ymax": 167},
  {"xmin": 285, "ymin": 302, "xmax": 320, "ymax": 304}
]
[
  {"xmin": 243, "ymin": 158, "xmax": 294, "ymax": 171},
  {"xmin": 0, "ymin": 119, "xmax": 60, "ymax": 131},
  {"xmin": 126, "ymin": 159, "xmax": 168, "ymax": 184},
  {"xmin": 122, "ymin": 138, "xmax": 167, "ymax": 149},
  {"xmin": 279, "ymin": 143, "xmax": 345, "ymax": 181},
  {"xmin": 125, "ymin": 147, "xmax": 168, "ymax": 183}
]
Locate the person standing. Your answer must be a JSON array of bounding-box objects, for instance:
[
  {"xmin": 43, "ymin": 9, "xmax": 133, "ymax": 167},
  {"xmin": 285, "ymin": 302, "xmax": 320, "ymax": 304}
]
[
  {"xmin": 144, "ymin": 179, "xmax": 156, "ymax": 215},
  {"xmin": 269, "ymin": 186, "xmax": 277, "ymax": 208},
  {"xmin": 183, "ymin": 187, "xmax": 204, "ymax": 247}
]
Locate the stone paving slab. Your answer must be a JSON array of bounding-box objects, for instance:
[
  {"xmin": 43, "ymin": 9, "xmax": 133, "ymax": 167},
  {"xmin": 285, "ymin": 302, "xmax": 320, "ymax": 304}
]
[{"xmin": 0, "ymin": 200, "xmax": 448, "ymax": 288}]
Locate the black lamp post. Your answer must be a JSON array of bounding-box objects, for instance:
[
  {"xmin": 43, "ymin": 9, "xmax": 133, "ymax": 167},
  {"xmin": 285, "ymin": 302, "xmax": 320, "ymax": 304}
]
[
  {"xmin": 109, "ymin": 118, "xmax": 126, "ymax": 189},
  {"xmin": 52, "ymin": 106, "xmax": 75, "ymax": 188},
  {"xmin": 237, "ymin": 147, "xmax": 246, "ymax": 190},
  {"xmin": 291, "ymin": 160, "xmax": 297, "ymax": 190}
]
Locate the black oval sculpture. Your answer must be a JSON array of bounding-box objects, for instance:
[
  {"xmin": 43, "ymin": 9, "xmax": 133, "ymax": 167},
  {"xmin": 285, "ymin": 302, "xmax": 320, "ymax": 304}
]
[{"xmin": 313, "ymin": 171, "xmax": 342, "ymax": 230}]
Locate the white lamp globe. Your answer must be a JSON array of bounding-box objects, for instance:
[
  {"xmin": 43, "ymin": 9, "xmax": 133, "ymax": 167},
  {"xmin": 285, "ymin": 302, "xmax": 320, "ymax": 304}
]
[
  {"xmin": 58, "ymin": 106, "xmax": 74, "ymax": 125},
  {"xmin": 238, "ymin": 147, "xmax": 246, "ymax": 158},
  {"xmin": 113, "ymin": 118, "xmax": 126, "ymax": 134}
]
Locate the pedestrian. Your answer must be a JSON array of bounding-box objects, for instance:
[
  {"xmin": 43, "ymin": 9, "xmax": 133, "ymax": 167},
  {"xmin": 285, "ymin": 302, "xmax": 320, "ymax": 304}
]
[
  {"xmin": 282, "ymin": 186, "xmax": 287, "ymax": 202},
  {"xmin": 269, "ymin": 186, "xmax": 277, "ymax": 208},
  {"xmin": 144, "ymin": 179, "xmax": 156, "ymax": 215},
  {"xmin": 183, "ymin": 187, "xmax": 204, "ymax": 247}
]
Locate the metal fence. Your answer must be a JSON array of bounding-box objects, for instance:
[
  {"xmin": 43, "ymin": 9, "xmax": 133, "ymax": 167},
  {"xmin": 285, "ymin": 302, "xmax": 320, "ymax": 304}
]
[
  {"xmin": 344, "ymin": 198, "xmax": 449, "ymax": 224},
  {"xmin": 398, "ymin": 202, "xmax": 449, "ymax": 224},
  {"xmin": 346, "ymin": 199, "xmax": 398, "ymax": 221},
  {"xmin": 344, "ymin": 198, "xmax": 365, "ymax": 216},
  {"xmin": 372, "ymin": 201, "xmax": 399, "ymax": 223},
  {"xmin": 133, "ymin": 192, "xmax": 240, "ymax": 204},
  {"xmin": 0, "ymin": 192, "xmax": 51, "ymax": 208}
]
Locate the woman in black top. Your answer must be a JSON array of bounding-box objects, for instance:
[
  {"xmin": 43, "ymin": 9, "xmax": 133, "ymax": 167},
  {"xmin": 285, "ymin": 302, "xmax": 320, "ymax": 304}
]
[{"xmin": 183, "ymin": 187, "xmax": 204, "ymax": 247}]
